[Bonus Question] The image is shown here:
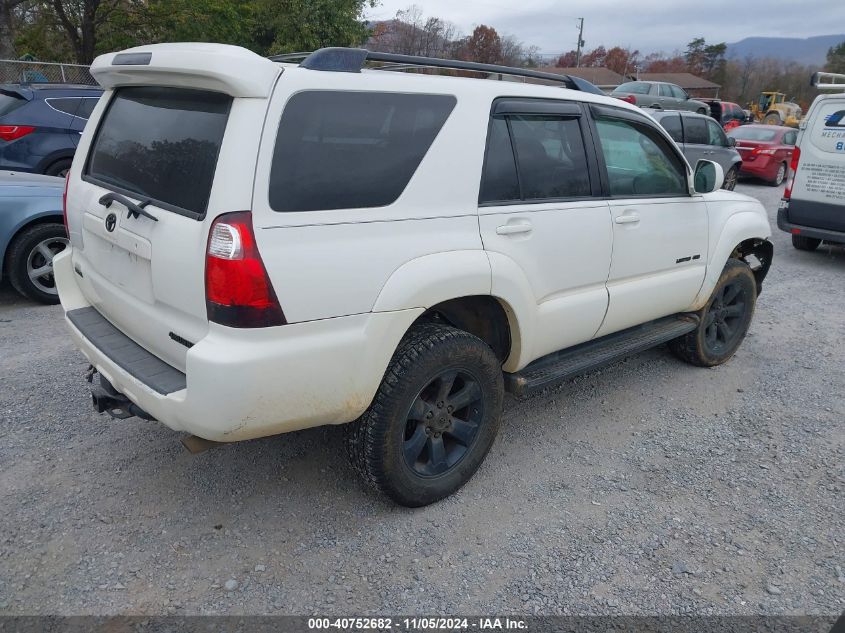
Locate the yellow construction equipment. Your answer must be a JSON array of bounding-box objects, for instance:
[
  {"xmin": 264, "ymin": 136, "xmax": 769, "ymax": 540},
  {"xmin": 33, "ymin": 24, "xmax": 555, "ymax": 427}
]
[{"xmin": 749, "ymin": 92, "xmax": 802, "ymax": 127}]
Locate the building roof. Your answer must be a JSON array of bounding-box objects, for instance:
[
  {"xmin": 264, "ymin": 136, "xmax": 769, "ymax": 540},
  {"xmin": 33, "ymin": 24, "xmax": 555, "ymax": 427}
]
[
  {"xmin": 631, "ymin": 72, "xmax": 721, "ymax": 90},
  {"xmin": 536, "ymin": 66, "xmax": 626, "ymax": 87}
]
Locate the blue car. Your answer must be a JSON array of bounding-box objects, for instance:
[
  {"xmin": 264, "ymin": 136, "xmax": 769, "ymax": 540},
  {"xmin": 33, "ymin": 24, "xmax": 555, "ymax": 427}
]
[
  {"xmin": 0, "ymin": 83, "xmax": 102, "ymax": 177},
  {"xmin": 0, "ymin": 171, "xmax": 67, "ymax": 303}
]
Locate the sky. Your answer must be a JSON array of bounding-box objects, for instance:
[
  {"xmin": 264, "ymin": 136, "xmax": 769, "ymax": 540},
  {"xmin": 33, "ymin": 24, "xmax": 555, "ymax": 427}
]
[{"xmin": 365, "ymin": 0, "xmax": 845, "ymax": 57}]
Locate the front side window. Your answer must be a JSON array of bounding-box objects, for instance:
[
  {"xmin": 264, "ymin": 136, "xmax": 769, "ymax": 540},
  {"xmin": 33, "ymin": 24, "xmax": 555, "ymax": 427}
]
[
  {"xmin": 594, "ymin": 117, "xmax": 687, "ymax": 197},
  {"xmin": 87, "ymin": 86, "xmax": 231, "ymax": 217},
  {"xmin": 707, "ymin": 119, "xmax": 728, "ymax": 146},
  {"xmin": 269, "ymin": 91, "xmax": 456, "ymax": 212},
  {"xmin": 783, "ymin": 130, "xmax": 797, "ymax": 146},
  {"xmin": 683, "ymin": 117, "xmax": 710, "ymax": 145},
  {"xmin": 670, "ymin": 85, "xmax": 687, "ymax": 100},
  {"xmin": 659, "ymin": 84, "xmax": 673, "ymax": 97},
  {"xmin": 479, "ymin": 118, "xmax": 520, "ymax": 203}
]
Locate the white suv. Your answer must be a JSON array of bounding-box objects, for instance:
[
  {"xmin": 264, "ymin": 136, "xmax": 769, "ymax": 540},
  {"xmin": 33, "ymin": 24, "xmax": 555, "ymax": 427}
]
[{"xmin": 55, "ymin": 44, "xmax": 773, "ymax": 506}]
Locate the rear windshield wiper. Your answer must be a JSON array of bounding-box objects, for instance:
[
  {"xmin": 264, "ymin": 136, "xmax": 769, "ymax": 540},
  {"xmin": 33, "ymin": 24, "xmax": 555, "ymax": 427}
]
[{"xmin": 99, "ymin": 192, "xmax": 158, "ymax": 222}]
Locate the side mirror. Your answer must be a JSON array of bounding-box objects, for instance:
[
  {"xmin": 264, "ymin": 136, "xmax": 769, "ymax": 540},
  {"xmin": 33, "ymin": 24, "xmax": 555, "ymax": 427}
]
[
  {"xmin": 727, "ymin": 136, "xmax": 737, "ymax": 147},
  {"xmin": 694, "ymin": 160, "xmax": 724, "ymax": 193}
]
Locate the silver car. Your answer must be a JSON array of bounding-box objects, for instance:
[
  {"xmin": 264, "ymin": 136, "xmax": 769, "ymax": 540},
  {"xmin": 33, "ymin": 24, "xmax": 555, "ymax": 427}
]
[
  {"xmin": 613, "ymin": 81, "xmax": 711, "ymax": 115},
  {"xmin": 647, "ymin": 109, "xmax": 742, "ymax": 190}
]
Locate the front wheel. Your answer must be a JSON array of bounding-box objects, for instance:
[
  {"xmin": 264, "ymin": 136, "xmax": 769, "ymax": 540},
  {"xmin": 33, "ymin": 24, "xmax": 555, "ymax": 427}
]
[
  {"xmin": 345, "ymin": 323, "xmax": 503, "ymax": 507},
  {"xmin": 792, "ymin": 235, "xmax": 821, "ymax": 251},
  {"xmin": 722, "ymin": 166, "xmax": 738, "ymax": 191},
  {"xmin": 670, "ymin": 260, "xmax": 756, "ymax": 367}
]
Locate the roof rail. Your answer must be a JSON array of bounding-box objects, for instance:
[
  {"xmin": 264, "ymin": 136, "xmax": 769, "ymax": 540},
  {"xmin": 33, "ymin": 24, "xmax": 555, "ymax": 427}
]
[
  {"xmin": 268, "ymin": 47, "xmax": 604, "ymax": 94},
  {"xmin": 811, "ymin": 71, "xmax": 845, "ymax": 91}
]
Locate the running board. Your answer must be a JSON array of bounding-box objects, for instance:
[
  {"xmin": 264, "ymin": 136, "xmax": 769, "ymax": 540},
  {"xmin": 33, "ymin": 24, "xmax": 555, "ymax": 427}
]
[{"xmin": 504, "ymin": 314, "xmax": 699, "ymax": 397}]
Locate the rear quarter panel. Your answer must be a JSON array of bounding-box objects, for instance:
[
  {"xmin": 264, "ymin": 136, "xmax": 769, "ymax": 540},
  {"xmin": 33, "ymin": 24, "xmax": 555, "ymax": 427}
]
[{"xmin": 0, "ymin": 188, "xmax": 64, "ymax": 280}]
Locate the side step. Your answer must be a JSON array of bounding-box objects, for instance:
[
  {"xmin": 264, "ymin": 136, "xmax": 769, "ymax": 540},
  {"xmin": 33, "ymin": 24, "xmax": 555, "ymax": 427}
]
[{"xmin": 504, "ymin": 314, "xmax": 699, "ymax": 397}]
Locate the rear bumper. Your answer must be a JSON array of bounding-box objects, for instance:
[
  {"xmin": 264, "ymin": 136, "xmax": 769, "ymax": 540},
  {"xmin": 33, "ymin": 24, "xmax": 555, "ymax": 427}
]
[
  {"xmin": 777, "ymin": 206, "xmax": 845, "ymax": 243},
  {"xmin": 54, "ymin": 248, "xmax": 423, "ymax": 442},
  {"xmin": 738, "ymin": 157, "xmax": 779, "ymax": 180}
]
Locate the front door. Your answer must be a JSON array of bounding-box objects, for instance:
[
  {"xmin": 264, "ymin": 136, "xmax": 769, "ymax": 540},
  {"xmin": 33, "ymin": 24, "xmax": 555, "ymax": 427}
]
[
  {"xmin": 589, "ymin": 105, "xmax": 708, "ymax": 337},
  {"xmin": 477, "ymin": 100, "xmax": 612, "ymax": 364}
]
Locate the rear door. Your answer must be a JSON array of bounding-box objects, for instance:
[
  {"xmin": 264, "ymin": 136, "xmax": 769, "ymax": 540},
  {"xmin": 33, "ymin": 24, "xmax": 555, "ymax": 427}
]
[
  {"xmin": 477, "ymin": 99, "xmax": 612, "ymax": 360},
  {"xmin": 66, "ymin": 86, "xmax": 262, "ymax": 370},
  {"xmin": 788, "ymin": 95, "xmax": 845, "ymax": 232}
]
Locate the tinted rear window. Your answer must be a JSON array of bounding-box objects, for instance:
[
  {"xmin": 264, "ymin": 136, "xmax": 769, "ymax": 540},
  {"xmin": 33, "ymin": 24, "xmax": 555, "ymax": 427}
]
[
  {"xmin": 86, "ymin": 87, "xmax": 231, "ymax": 218},
  {"xmin": 270, "ymin": 91, "xmax": 456, "ymax": 212},
  {"xmin": 0, "ymin": 93, "xmax": 26, "ymax": 116}
]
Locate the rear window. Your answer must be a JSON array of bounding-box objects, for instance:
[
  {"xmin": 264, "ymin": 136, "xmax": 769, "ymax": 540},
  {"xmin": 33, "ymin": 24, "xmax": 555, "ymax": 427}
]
[
  {"xmin": 86, "ymin": 87, "xmax": 231, "ymax": 218},
  {"xmin": 617, "ymin": 82, "xmax": 651, "ymax": 95},
  {"xmin": 0, "ymin": 93, "xmax": 26, "ymax": 116},
  {"xmin": 269, "ymin": 91, "xmax": 455, "ymax": 212},
  {"xmin": 727, "ymin": 127, "xmax": 779, "ymax": 142}
]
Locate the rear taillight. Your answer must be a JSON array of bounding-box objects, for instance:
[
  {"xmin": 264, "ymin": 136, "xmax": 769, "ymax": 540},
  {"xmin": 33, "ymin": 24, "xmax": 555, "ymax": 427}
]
[
  {"xmin": 205, "ymin": 211, "xmax": 286, "ymax": 328},
  {"xmin": 619, "ymin": 95, "xmax": 637, "ymax": 105},
  {"xmin": 0, "ymin": 125, "xmax": 35, "ymax": 142},
  {"xmin": 783, "ymin": 146, "xmax": 801, "ymax": 200},
  {"xmin": 752, "ymin": 147, "xmax": 777, "ymax": 155},
  {"xmin": 62, "ymin": 171, "xmax": 70, "ymax": 233}
]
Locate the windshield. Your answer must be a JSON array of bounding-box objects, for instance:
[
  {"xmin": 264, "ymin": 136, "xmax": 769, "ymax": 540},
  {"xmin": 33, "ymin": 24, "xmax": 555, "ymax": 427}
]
[{"xmin": 728, "ymin": 127, "xmax": 779, "ymax": 142}]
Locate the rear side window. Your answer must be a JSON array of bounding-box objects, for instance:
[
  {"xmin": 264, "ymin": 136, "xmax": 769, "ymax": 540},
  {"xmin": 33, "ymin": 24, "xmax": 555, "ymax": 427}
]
[
  {"xmin": 86, "ymin": 87, "xmax": 231, "ymax": 218},
  {"xmin": 46, "ymin": 97, "xmax": 82, "ymax": 117},
  {"xmin": 269, "ymin": 91, "xmax": 456, "ymax": 212},
  {"xmin": 479, "ymin": 118, "xmax": 520, "ymax": 202},
  {"xmin": 683, "ymin": 117, "xmax": 710, "ymax": 145},
  {"xmin": 76, "ymin": 98, "xmax": 98, "ymax": 120}
]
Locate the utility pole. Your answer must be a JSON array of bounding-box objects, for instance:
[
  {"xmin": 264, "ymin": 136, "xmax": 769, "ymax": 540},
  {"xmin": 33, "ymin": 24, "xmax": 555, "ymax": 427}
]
[{"xmin": 575, "ymin": 18, "xmax": 585, "ymax": 67}]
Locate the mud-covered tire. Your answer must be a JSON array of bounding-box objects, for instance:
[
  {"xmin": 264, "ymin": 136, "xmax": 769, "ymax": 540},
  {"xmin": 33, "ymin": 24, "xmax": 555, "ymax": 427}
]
[
  {"xmin": 670, "ymin": 259, "xmax": 756, "ymax": 367},
  {"xmin": 6, "ymin": 223, "xmax": 68, "ymax": 304},
  {"xmin": 345, "ymin": 323, "xmax": 503, "ymax": 507},
  {"xmin": 792, "ymin": 235, "xmax": 821, "ymax": 251}
]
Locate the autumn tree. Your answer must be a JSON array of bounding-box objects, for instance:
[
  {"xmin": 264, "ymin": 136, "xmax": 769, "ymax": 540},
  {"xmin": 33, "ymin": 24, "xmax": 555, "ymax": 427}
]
[
  {"xmin": 604, "ymin": 46, "xmax": 639, "ymax": 75},
  {"xmin": 579, "ymin": 45, "xmax": 606, "ymax": 67},
  {"xmin": 826, "ymin": 40, "xmax": 845, "ymax": 73},
  {"xmin": 643, "ymin": 52, "xmax": 687, "ymax": 73},
  {"xmin": 462, "ymin": 24, "xmax": 501, "ymax": 64}
]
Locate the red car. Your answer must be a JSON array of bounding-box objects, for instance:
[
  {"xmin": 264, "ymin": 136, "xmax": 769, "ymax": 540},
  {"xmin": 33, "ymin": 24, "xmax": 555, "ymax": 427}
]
[{"xmin": 727, "ymin": 124, "xmax": 798, "ymax": 186}]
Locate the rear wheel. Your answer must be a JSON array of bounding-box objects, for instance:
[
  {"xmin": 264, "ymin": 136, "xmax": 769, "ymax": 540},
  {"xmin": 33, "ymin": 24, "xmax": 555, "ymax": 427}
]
[
  {"xmin": 769, "ymin": 162, "xmax": 787, "ymax": 186},
  {"xmin": 792, "ymin": 235, "xmax": 821, "ymax": 251},
  {"xmin": 670, "ymin": 259, "xmax": 756, "ymax": 367},
  {"xmin": 6, "ymin": 223, "xmax": 69, "ymax": 304},
  {"xmin": 44, "ymin": 158, "xmax": 72, "ymax": 178},
  {"xmin": 345, "ymin": 323, "xmax": 503, "ymax": 507},
  {"xmin": 722, "ymin": 166, "xmax": 738, "ymax": 190}
]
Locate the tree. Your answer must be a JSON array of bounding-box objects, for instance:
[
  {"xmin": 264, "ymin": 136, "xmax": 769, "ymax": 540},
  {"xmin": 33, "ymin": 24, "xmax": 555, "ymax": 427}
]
[
  {"xmin": 826, "ymin": 40, "xmax": 845, "ymax": 73},
  {"xmin": 462, "ymin": 24, "xmax": 501, "ymax": 64},
  {"xmin": 44, "ymin": 0, "xmax": 129, "ymax": 64},
  {"xmin": 256, "ymin": 0, "xmax": 375, "ymax": 55},
  {"xmin": 643, "ymin": 52, "xmax": 687, "ymax": 73},
  {"xmin": 555, "ymin": 50, "xmax": 577, "ymax": 67},
  {"xmin": 579, "ymin": 45, "xmax": 606, "ymax": 68},
  {"xmin": 1, "ymin": 0, "xmax": 30, "ymax": 58},
  {"xmin": 604, "ymin": 46, "xmax": 639, "ymax": 75}
]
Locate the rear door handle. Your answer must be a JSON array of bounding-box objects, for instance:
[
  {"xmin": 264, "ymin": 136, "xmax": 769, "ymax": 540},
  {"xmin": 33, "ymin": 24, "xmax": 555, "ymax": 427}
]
[
  {"xmin": 614, "ymin": 212, "xmax": 640, "ymax": 225},
  {"xmin": 496, "ymin": 222, "xmax": 532, "ymax": 235}
]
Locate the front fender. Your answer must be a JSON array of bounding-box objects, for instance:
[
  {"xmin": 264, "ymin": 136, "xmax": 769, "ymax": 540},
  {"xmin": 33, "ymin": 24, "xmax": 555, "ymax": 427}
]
[
  {"xmin": 691, "ymin": 205, "xmax": 771, "ymax": 309},
  {"xmin": 372, "ymin": 250, "xmax": 491, "ymax": 313}
]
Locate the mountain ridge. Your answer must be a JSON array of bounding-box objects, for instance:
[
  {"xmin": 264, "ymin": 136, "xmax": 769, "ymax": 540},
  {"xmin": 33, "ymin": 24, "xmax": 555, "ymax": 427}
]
[{"xmin": 725, "ymin": 34, "xmax": 844, "ymax": 67}]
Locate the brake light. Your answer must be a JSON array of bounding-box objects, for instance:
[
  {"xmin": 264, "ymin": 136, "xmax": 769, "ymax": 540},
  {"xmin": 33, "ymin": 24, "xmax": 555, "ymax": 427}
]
[
  {"xmin": 619, "ymin": 95, "xmax": 637, "ymax": 105},
  {"xmin": 783, "ymin": 146, "xmax": 801, "ymax": 200},
  {"xmin": 752, "ymin": 147, "xmax": 777, "ymax": 155},
  {"xmin": 62, "ymin": 171, "xmax": 70, "ymax": 232},
  {"xmin": 0, "ymin": 125, "xmax": 35, "ymax": 142},
  {"xmin": 205, "ymin": 211, "xmax": 286, "ymax": 328}
]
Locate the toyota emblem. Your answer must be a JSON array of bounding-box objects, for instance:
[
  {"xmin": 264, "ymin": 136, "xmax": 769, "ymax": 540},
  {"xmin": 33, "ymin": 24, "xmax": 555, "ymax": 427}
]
[{"xmin": 105, "ymin": 213, "xmax": 117, "ymax": 233}]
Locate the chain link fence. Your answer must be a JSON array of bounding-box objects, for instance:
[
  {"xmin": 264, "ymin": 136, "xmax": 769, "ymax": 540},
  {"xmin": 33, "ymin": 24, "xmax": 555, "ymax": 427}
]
[{"xmin": 0, "ymin": 60, "xmax": 97, "ymax": 86}]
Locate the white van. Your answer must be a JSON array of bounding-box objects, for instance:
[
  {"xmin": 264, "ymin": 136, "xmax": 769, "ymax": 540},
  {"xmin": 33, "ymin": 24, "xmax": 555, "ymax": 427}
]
[{"xmin": 778, "ymin": 71, "xmax": 845, "ymax": 250}]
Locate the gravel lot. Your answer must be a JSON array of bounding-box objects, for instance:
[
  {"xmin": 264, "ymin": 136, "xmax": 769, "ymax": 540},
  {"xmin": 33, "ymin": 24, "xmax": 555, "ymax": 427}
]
[{"xmin": 0, "ymin": 182, "xmax": 843, "ymax": 616}]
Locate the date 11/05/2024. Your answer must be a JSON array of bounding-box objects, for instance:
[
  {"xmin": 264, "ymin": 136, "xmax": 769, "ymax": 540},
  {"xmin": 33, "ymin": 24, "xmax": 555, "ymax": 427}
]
[{"xmin": 307, "ymin": 617, "xmax": 528, "ymax": 630}]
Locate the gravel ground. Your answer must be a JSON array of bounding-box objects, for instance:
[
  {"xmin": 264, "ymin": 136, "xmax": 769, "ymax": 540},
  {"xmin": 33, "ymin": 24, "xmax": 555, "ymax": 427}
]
[{"xmin": 0, "ymin": 182, "xmax": 843, "ymax": 616}]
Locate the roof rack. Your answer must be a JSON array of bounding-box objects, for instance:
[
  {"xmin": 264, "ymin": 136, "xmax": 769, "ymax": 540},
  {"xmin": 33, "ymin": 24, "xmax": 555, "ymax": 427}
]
[
  {"xmin": 811, "ymin": 71, "xmax": 845, "ymax": 91},
  {"xmin": 269, "ymin": 47, "xmax": 603, "ymax": 94}
]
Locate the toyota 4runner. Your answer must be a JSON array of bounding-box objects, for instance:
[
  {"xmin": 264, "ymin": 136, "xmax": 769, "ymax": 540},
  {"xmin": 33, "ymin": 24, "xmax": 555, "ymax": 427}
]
[{"xmin": 55, "ymin": 44, "xmax": 773, "ymax": 506}]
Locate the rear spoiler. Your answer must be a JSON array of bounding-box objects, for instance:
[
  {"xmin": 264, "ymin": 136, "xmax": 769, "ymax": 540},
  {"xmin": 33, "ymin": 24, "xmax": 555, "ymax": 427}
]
[
  {"xmin": 811, "ymin": 71, "xmax": 845, "ymax": 91},
  {"xmin": 90, "ymin": 43, "xmax": 281, "ymax": 98},
  {"xmin": 0, "ymin": 85, "xmax": 34, "ymax": 101}
]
